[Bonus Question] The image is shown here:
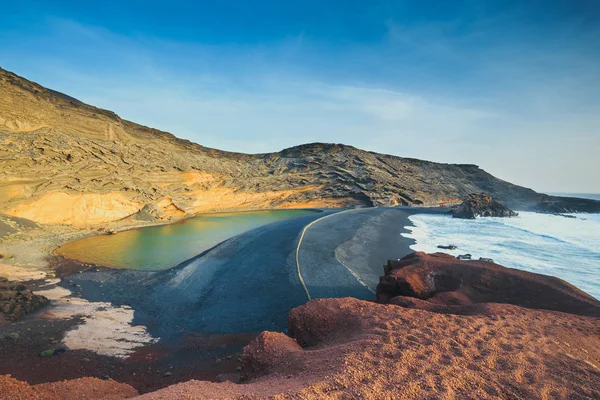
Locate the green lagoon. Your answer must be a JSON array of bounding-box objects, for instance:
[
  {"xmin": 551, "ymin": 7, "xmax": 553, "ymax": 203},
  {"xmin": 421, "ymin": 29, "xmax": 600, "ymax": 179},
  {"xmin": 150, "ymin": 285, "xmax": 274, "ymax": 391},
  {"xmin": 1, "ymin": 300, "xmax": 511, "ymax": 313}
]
[{"xmin": 55, "ymin": 209, "xmax": 316, "ymax": 270}]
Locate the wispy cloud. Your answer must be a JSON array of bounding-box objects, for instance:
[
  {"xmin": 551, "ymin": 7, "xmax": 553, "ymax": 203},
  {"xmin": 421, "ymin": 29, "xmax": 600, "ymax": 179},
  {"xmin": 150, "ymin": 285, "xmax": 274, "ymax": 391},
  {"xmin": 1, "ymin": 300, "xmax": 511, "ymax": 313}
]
[{"xmin": 1, "ymin": 11, "xmax": 599, "ymax": 192}]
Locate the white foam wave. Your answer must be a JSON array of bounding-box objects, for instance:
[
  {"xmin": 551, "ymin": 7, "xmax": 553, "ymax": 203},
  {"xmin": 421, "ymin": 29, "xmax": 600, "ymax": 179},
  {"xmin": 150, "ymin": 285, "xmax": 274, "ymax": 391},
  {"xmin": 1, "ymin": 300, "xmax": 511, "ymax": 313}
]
[{"xmin": 402, "ymin": 212, "xmax": 600, "ymax": 300}]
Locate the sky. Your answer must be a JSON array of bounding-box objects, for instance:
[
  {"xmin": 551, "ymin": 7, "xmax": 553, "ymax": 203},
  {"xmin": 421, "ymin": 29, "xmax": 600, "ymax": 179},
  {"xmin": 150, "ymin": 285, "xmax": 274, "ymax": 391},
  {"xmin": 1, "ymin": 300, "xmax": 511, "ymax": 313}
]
[{"xmin": 1, "ymin": 0, "xmax": 599, "ymax": 193}]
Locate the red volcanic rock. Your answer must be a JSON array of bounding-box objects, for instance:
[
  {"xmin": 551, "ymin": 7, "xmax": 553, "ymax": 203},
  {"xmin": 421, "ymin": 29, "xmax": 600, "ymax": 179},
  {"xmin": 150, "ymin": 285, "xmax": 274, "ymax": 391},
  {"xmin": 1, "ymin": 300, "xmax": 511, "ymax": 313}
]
[
  {"xmin": 141, "ymin": 297, "xmax": 599, "ymax": 399},
  {"xmin": 0, "ymin": 375, "xmax": 36, "ymax": 399},
  {"xmin": 0, "ymin": 375, "xmax": 137, "ymax": 399},
  {"xmin": 241, "ymin": 331, "xmax": 302, "ymax": 377},
  {"xmin": 3, "ymin": 254, "xmax": 600, "ymax": 399},
  {"xmin": 34, "ymin": 378, "xmax": 138, "ymax": 400},
  {"xmin": 288, "ymin": 297, "xmax": 364, "ymax": 347},
  {"xmin": 377, "ymin": 252, "xmax": 600, "ymax": 316},
  {"xmin": 3, "ymin": 295, "xmax": 600, "ymax": 399}
]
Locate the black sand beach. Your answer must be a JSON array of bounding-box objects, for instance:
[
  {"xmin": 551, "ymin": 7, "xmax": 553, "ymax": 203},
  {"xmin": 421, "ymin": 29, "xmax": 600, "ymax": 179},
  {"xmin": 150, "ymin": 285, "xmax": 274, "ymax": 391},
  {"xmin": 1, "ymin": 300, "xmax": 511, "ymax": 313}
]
[
  {"xmin": 1, "ymin": 206, "xmax": 448, "ymax": 392},
  {"xmin": 64, "ymin": 207, "xmax": 447, "ymax": 338}
]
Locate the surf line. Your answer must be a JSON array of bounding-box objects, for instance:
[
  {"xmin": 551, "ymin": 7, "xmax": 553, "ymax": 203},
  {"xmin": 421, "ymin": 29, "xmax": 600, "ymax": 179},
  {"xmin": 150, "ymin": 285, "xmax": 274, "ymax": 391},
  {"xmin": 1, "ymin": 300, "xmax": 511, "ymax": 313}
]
[
  {"xmin": 295, "ymin": 208, "xmax": 370, "ymax": 300},
  {"xmin": 337, "ymin": 257, "xmax": 376, "ymax": 295}
]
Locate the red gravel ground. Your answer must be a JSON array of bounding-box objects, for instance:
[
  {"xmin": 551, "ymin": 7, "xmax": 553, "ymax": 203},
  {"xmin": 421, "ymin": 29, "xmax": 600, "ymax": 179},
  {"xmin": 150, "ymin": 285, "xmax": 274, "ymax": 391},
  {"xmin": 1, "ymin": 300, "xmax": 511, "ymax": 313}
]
[{"xmin": 2, "ymin": 252, "xmax": 599, "ymax": 399}]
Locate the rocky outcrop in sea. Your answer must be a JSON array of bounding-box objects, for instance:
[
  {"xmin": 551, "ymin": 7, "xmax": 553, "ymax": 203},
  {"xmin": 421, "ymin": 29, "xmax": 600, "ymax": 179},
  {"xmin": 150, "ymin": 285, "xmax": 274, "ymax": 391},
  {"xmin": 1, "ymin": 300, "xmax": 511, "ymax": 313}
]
[{"xmin": 449, "ymin": 193, "xmax": 518, "ymax": 219}]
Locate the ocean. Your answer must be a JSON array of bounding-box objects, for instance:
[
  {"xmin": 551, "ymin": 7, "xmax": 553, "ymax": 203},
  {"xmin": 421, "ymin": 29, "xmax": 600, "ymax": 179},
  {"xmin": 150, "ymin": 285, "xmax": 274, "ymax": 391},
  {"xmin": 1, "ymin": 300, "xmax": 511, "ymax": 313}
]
[{"xmin": 402, "ymin": 211, "xmax": 600, "ymax": 300}]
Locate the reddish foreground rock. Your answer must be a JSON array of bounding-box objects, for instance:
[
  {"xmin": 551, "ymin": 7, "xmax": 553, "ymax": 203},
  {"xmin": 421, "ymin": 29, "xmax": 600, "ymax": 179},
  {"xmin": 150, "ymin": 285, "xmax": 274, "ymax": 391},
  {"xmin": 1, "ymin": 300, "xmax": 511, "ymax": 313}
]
[
  {"xmin": 2, "ymin": 252, "xmax": 599, "ymax": 399},
  {"xmin": 0, "ymin": 376, "xmax": 137, "ymax": 399},
  {"xmin": 140, "ymin": 298, "xmax": 600, "ymax": 399},
  {"xmin": 377, "ymin": 252, "xmax": 600, "ymax": 317}
]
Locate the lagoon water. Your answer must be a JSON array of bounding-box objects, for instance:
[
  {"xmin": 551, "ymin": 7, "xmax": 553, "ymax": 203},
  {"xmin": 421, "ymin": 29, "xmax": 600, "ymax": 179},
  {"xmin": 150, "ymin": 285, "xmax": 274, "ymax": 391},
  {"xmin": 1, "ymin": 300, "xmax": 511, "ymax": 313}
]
[
  {"xmin": 56, "ymin": 209, "xmax": 316, "ymax": 270},
  {"xmin": 403, "ymin": 211, "xmax": 600, "ymax": 300}
]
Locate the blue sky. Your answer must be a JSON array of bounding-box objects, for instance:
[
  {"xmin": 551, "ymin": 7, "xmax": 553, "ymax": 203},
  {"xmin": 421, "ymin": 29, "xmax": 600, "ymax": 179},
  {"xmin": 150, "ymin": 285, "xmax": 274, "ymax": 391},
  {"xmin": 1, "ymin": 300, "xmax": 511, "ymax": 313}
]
[{"xmin": 2, "ymin": 0, "xmax": 599, "ymax": 192}]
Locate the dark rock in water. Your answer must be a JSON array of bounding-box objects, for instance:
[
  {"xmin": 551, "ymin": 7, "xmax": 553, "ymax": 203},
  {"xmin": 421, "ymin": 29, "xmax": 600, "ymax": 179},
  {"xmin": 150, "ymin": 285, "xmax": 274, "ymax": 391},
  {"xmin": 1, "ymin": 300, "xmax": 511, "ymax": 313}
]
[
  {"xmin": 0, "ymin": 277, "xmax": 50, "ymax": 321},
  {"xmin": 437, "ymin": 245, "xmax": 457, "ymax": 250},
  {"xmin": 554, "ymin": 213, "xmax": 576, "ymax": 219},
  {"xmin": 449, "ymin": 193, "xmax": 518, "ymax": 219},
  {"xmin": 457, "ymin": 254, "xmax": 472, "ymax": 260},
  {"xmin": 535, "ymin": 194, "xmax": 600, "ymax": 214}
]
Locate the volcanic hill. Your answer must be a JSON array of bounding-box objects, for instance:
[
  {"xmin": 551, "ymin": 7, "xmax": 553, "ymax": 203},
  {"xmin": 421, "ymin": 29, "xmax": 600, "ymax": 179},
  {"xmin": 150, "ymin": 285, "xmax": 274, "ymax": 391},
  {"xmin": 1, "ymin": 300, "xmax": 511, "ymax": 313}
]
[{"xmin": 1, "ymin": 67, "xmax": 598, "ymax": 227}]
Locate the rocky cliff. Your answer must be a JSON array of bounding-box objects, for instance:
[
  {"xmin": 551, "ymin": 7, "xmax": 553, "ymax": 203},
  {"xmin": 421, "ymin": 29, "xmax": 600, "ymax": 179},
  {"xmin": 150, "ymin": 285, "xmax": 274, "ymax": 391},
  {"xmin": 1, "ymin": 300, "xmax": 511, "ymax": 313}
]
[
  {"xmin": 449, "ymin": 193, "xmax": 519, "ymax": 219},
  {"xmin": 1, "ymin": 67, "xmax": 598, "ymax": 226}
]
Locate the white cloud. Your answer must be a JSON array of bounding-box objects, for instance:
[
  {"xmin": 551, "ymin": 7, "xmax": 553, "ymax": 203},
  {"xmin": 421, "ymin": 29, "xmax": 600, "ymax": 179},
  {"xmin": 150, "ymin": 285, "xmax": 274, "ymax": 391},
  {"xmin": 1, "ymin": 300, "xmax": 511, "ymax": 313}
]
[{"xmin": 2, "ymin": 18, "xmax": 599, "ymax": 193}]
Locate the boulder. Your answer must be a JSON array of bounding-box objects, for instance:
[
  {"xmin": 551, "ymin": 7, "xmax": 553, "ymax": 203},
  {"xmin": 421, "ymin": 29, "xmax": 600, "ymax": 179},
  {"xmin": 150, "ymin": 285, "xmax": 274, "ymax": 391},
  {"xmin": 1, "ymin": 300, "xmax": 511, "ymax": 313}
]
[
  {"xmin": 0, "ymin": 277, "xmax": 50, "ymax": 321},
  {"xmin": 0, "ymin": 375, "xmax": 138, "ymax": 400},
  {"xmin": 449, "ymin": 193, "xmax": 518, "ymax": 219},
  {"xmin": 376, "ymin": 252, "xmax": 600, "ymax": 316},
  {"xmin": 241, "ymin": 331, "xmax": 303, "ymax": 378},
  {"xmin": 437, "ymin": 244, "xmax": 457, "ymax": 250}
]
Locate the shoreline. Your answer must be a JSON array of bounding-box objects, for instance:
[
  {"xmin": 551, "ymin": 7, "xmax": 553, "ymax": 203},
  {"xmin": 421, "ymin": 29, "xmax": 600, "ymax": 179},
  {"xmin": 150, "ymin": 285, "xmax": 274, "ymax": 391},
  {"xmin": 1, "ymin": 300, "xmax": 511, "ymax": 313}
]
[
  {"xmin": 400, "ymin": 210, "xmax": 600, "ymax": 300},
  {"xmin": 2, "ymin": 208, "xmax": 599, "ymax": 398},
  {"xmin": 52, "ymin": 208, "xmax": 324, "ymax": 271},
  {"xmin": 1, "ymin": 209, "xmax": 340, "ymax": 393},
  {"xmin": 0, "ymin": 206, "xmax": 444, "ymax": 393},
  {"xmin": 0, "ymin": 207, "xmax": 327, "ymax": 279}
]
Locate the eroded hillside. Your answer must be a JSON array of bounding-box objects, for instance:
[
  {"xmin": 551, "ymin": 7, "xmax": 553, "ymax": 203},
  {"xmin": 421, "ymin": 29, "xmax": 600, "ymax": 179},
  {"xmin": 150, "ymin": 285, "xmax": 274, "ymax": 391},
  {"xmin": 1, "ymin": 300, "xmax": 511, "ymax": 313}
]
[{"xmin": 0, "ymin": 67, "xmax": 597, "ymax": 226}]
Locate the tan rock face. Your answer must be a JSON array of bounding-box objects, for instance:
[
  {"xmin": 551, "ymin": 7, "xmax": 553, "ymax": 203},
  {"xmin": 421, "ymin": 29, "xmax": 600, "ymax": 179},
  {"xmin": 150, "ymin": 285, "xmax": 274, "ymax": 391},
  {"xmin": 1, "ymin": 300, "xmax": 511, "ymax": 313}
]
[{"xmin": 7, "ymin": 193, "xmax": 141, "ymax": 225}]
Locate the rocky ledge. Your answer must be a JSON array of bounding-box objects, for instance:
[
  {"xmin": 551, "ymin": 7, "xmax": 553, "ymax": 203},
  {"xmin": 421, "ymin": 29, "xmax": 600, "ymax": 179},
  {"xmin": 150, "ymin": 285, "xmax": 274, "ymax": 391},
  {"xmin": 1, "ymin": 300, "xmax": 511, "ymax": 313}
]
[
  {"xmin": 0, "ymin": 278, "xmax": 49, "ymax": 322},
  {"xmin": 376, "ymin": 252, "xmax": 599, "ymax": 315},
  {"xmin": 2, "ymin": 252, "xmax": 599, "ymax": 399},
  {"xmin": 449, "ymin": 193, "xmax": 518, "ymax": 219}
]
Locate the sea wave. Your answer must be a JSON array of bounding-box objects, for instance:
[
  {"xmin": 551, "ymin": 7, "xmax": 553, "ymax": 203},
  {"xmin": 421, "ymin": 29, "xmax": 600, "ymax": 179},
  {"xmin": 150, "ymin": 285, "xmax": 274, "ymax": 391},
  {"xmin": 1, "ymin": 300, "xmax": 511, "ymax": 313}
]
[{"xmin": 402, "ymin": 211, "xmax": 600, "ymax": 300}]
